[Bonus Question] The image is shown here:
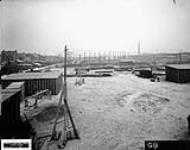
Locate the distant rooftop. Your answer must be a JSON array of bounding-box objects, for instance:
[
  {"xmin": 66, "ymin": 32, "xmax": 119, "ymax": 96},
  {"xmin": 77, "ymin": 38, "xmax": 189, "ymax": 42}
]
[
  {"xmin": 166, "ymin": 64, "xmax": 190, "ymax": 70},
  {"xmin": 1, "ymin": 71, "xmax": 63, "ymax": 80},
  {"xmin": 119, "ymin": 60, "xmax": 134, "ymax": 63}
]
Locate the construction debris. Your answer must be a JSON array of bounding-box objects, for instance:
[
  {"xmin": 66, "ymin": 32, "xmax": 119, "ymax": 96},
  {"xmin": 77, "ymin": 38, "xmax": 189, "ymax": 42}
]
[{"xmin": 24, "ymin": 89, "xmax": 51, "ymax": 108}]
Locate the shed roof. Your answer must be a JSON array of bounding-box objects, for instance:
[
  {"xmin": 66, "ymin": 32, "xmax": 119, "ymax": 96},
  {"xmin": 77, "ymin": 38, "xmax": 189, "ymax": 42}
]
[
  {"xmin": 6, "ymin": 82, "xmax": 24, "ymax": 89},
  {"xmin": 1, "ymin": 89, "xmax": 20, "ymax": 101},
  {"xmin": 1, "ymin": 71, "xmax": 62, "ymax": 80},
  {"xmin": 166, "ymin": 64, "xmax": 190, "ymax": 70},
  {"xmin": 119, "ymin": 60, "xmax": 134, "ymax": 63}
]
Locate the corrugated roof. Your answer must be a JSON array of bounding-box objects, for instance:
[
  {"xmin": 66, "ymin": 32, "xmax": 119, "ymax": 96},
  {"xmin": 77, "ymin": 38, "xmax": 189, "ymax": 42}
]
[
  {"xmin": 1, "ymin": 71, "xmax": 63, "ymax": 80},
  {"xmin": 166, "ymin": 64, "xmax": 190, "ymax": 70}
]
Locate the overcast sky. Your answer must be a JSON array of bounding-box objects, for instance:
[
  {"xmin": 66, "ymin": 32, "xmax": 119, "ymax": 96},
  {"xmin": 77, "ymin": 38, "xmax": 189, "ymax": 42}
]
[{"xmin": 0, "ymin": 0, "xmax": 190, "ymax": 55}]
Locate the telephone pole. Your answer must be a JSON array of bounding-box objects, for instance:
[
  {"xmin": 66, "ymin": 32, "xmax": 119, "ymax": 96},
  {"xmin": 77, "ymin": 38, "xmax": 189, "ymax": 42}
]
[
  {"xmin": 179, "ymin": 50, "xmax": 182, "ymax": 64},
  {"xmin": 51, "ymin": 45, "xmax": 79, "ymax": 148}
]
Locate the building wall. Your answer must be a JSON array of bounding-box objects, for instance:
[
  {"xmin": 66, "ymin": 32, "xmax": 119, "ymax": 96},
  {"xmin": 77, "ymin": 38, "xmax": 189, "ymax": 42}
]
[
  {"xmin": 179, "ymin": 69, "xmax": 190, "ymax": 83},
  {"xmin": 1, "ymin": 50, "xmax": 17, "ymax": 63},
  {"xmin": 138, "ymin": 70, "xmax": 153, "ymax": 78},
  {"xmin": 6, "ymin": 82, "xmax": 25, "ymax": 102},
  {"xmin": 1, "ymin": 89, "xmax": 21, "ymax": 125},
  {"xmin": 56, "ymin": 75, "xmax": 63, "ymax": 94},
  {"xmin": 0, "ymin": 89, "xmax": 23, "ymax": 138},
  {"xmin": 166, "ymin": 67, "xmax": 179, "ymax": 83},
  {"xmin": 166, "ymin": 67, "xmax": 190, "ymax": 83},
  {"xmin": 1, "ymin": 63, "xmax": 20, "ymax": 75},
  {"xmin": 2, "ymin": 75, "xmax": 63, "ymax": 96}
]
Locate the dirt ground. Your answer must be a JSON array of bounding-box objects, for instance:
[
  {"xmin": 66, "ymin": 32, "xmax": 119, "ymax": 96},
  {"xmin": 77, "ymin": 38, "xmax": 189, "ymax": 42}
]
[{"xmin": 23, "ymin": 71, "xmax": 190, "ymax": 150}]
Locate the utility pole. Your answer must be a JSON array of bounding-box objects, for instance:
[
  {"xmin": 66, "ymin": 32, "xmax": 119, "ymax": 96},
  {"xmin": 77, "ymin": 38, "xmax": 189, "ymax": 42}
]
[
  {"xmin": 89, "ymin": 52, "xmax": 91, "ymax": 64},
  {"xmin": 94, "ymin": 52, "xmax": 96, "ymax": 61},
  {"xmin": 63, "ymin": 45, "xmax": 68, "ymax": 143},
  {"xmin": 108, "ymin": 51, "xmax": 111, "ymax": 63},
  {"xmin": 113, "ymin": 51, "xmax": 115, "ymax": 64},
  {"xmin": 99, "ymin": 52, "xmax": 101, "ymax": 63},
  {"xmin": 79, "ymin": 53, "xmax": 81, "ymax": 64},
  {"xmin": 51, "ymin": 45, "xmax": 79, "ymax": 148},
  {"xmin": 124, "ymin": 51, "xmax": 126, "ymax": 59},
  {"xmin": 153, "ymin": 54, "xmax": 156, "ymax": 65},
  {"xmin": 50, "ymin": 46, "xmax": 68, "ymax": 141},
  {"xmin": 112, "ymin": 51, "xmax": 115, "ymax": 64},
  {"xmin": 30, "ymin": 54, "xmax": 33, "ymax": 65},
  {"xmin": 60, "ymin": 45, "xmax": 79, "ymax": 147},
  {"xmin": 104, "ymin": 52, "xmax": 106, "ymax": 62},
  {"xmin": 179, "ymin": 50, "xmax": 182, "ymax": 64}
]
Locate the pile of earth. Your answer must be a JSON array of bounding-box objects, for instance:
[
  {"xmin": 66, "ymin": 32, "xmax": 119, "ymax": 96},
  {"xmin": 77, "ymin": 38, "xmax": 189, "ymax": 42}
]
[{"xmin": 132, "ymin": 93, "xmax": 170, "ymax": 114}]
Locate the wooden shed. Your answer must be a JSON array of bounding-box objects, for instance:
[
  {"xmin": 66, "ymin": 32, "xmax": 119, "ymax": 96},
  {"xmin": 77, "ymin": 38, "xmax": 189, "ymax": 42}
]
[
  {"xmin": 134, "ymin": 68, "xmax": 153, "ymax": 78},
  {"xmin": 165, "ymin": 64, "xmax": 190, "ymax": 83},
  {"xmin": 0, "ymin": 88, "xmax": 30, "ymax": 138},
  {"xmin": 118, "ymin": 60, "xmax": 134, "ymax": 70},
  {"xmin": 6, "ymin": 82, "xmax": 25, "ymax": 101},
  {"xmin": 1, "ymin": 71, "xmax": 63, "ymax": 96},
  {"xmin": 1, "ymin": 89, "xmax": 21, "ymax": 125}
]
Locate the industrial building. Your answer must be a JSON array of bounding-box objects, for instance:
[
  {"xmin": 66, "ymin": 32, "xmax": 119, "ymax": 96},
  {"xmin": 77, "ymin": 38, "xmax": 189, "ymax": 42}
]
[
  {"xmin": 118, "ymin": 60, "xmax": 134, "ymax": 70},
  {"xmin": 1, "ymin": 71, "xmax": 63, "ymax": 96},
  {"xmin": 1, "ymin": 50, "xmax": 17, "ymax": 63},
  {"xmin": 165, "ymin": 64, "xmax": 190, "ymax": 83}
]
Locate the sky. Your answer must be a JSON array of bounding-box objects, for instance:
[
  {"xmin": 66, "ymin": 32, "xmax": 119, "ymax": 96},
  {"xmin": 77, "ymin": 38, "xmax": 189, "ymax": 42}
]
[{"xmin": 0, "ymin": 0, "xmax": 190, "ymax": 55}]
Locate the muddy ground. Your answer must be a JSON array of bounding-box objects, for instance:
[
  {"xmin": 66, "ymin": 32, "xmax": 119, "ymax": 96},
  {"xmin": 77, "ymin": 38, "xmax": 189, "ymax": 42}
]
[{"xmin": 22, "ymin": 71, "xmax": 190, "ymax": 150}]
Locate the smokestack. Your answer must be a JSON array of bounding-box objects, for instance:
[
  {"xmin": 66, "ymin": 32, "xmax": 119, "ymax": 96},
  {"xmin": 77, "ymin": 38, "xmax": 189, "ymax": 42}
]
[{"xmin": 138, "ymin": 42, "xmax": 140, "ymax": 55}]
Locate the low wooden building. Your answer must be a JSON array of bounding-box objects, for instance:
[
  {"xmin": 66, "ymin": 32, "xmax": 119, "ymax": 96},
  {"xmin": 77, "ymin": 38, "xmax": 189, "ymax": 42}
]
[
  {"xmin": 6, "ymin": 82, "xmax": 25, "ymax": 101},
  {"xmin": 0, "ymin": 88, "xmax": 33, "ymax": 138},
  {"xmin": 1, "ymin": 89, "xmax": 21, "ymax": 125},
  {"xmin": 1, "ymin": 71, "xmax": 63, "ymax": 96},
  {"xmin": 118, "ymin": 60, "xmax": 134, "ymax": 70},
  {"xmin": 94, "ymin": 70, "xmax": 113, "ymax": 75},
  {"xmin": 165, "ymin": 64, "xmax": 190, "ymax": 83}
]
